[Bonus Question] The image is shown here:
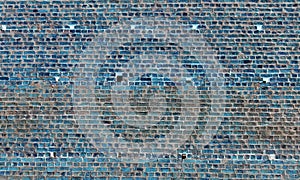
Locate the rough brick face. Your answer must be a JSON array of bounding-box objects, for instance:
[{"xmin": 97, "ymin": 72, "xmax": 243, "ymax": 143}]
[{"xmin": 0, "ymin": 0, "xmax": 299, "ymax": 179}]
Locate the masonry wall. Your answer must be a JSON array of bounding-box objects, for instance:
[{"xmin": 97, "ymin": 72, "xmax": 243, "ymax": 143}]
[{"xmin": 0, "ymin": 0, "xmax": 299, "ymax": 179}]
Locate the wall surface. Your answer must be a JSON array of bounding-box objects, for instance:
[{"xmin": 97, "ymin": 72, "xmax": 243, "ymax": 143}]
[{"xmin": 0, "ymin": 0, "xmax": 299, "ymax": 179}]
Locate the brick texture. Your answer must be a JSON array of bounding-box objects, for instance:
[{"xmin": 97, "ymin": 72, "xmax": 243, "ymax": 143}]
[{"xmin": 0, "ymin": 0, "xmax": 299, "ymax": 179}]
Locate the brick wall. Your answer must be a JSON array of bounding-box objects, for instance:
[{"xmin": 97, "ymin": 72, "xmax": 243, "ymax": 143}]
[{"xmin": 0, "ymin": 0, "xmax": 299, "ymax": 179}]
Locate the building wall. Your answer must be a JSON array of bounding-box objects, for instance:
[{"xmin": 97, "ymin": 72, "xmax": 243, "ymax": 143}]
[{"xmin": 0, "ymin": 0, "xmax": 299, "ymax": 179}]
